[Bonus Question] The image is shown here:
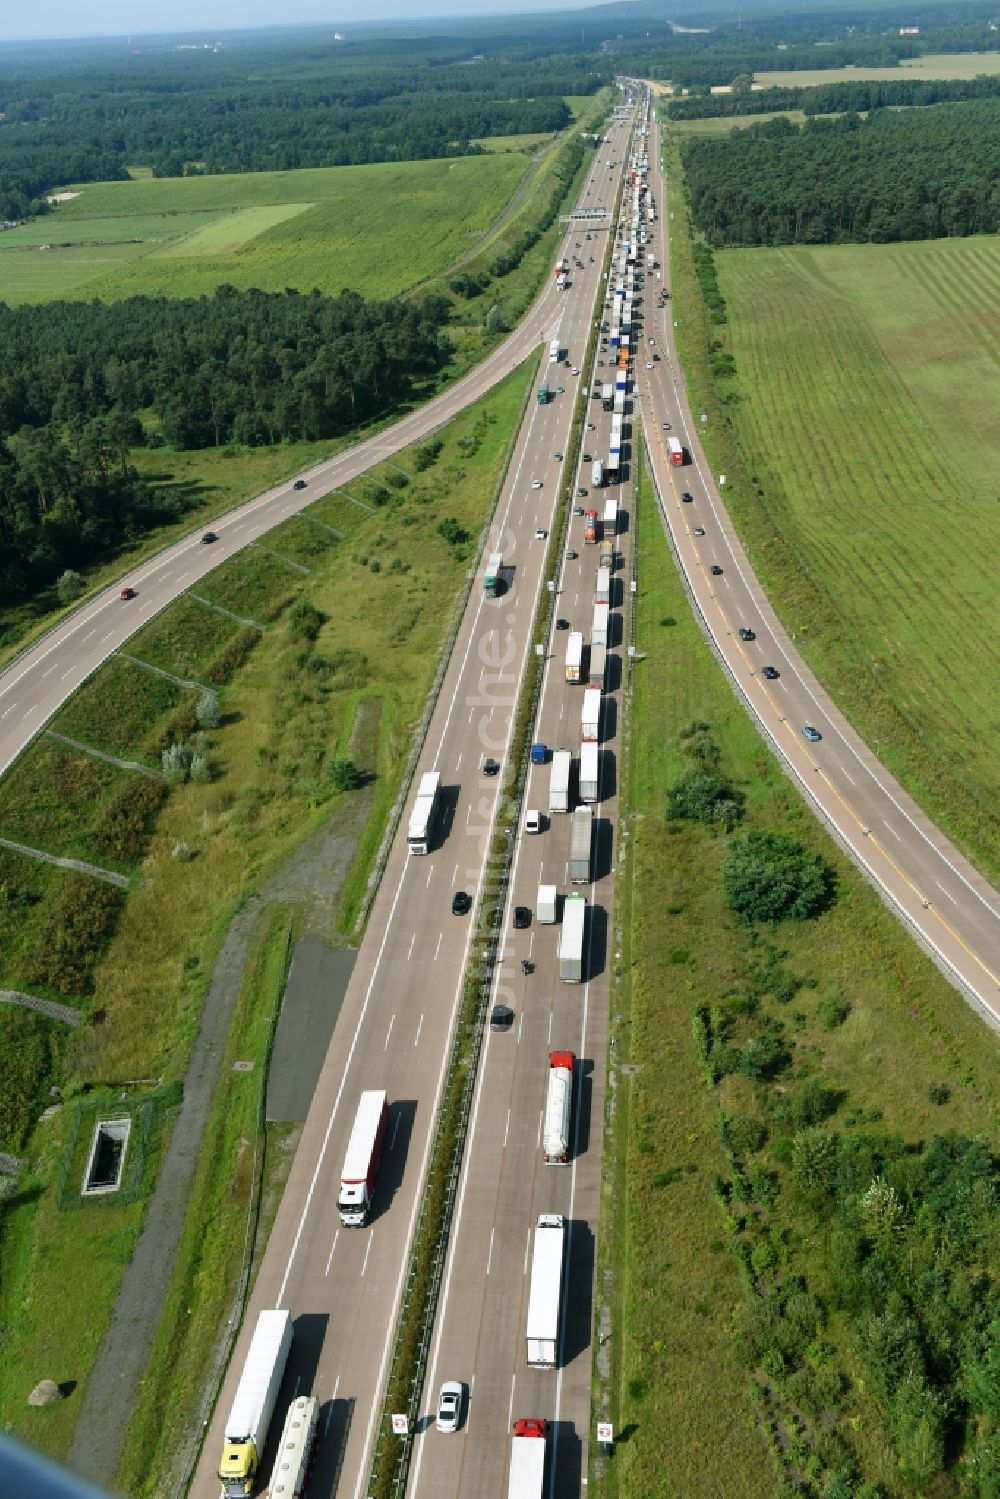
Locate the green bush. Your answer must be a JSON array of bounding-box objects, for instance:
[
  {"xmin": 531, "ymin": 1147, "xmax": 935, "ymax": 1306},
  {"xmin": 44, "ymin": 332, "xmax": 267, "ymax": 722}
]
[
  {"xmin": 723, "ymin": 831, "xmax": 834, "ymax": 922},
  {"xmin": 22, "ymin": 874, "xmax": 123, "ymax": 997},
  {"xmin": 0, "ymin": 1008, "xmax": 54, "ymax": 1150},
  {"xmin": 90, "ymin": 777, "xmax": 166, "ymax": 863},
  {"xmin": 667, "ymin": 767, "xmax": 745, "ymax": 828}
]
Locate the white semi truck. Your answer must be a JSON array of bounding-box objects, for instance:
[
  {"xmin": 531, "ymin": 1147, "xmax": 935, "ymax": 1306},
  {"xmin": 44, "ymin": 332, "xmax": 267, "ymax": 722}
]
[
  {"xmin": 578, "ymin": 741, "xmax": 599, "ymax": 805},
  {"xmin": 525, "ymin": 1213, "xmax": 566, "ymax": 1367},
  {"xmin": 559, "ymin": 893, "xmax": 587, "ymax": 982},
  {"xmin": 337, "ymin": 1089, "xmax": 389, "ymax": 1227},
  {"xmin": 507, "ymin": 1418, "xmax": 548, "ymax": 1499},
  {"xmin": 564, "ymin": 630, "xmax": 583, "ymax": 685},
  {"xmin": 581, "ymin": 686, "xmax": 602, "ymax": 743},
  {"xmin": 407, "ymin": 770, "xmax": 441, "ymax": 856},
  {"xmin": 218, "ymin": 1310, "xmax": 293, "ymax": 1498},
  {"xmin": 548, "ymin": 748, "xmax": 573, "ymax": 815}
]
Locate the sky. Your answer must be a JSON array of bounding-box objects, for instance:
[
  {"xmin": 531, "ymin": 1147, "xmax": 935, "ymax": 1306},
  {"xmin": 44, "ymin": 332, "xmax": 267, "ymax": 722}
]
[{"xmin": 0, "ymin": 0, "xmax": 599, "ymax": 44}]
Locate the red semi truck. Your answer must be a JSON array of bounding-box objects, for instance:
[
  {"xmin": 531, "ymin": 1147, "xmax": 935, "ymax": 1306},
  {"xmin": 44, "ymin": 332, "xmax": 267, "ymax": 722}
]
[
  {"xmin": 337, "ymin": 1090, "xmax": 388, "ymax": 1227},
  {"xmin": 667, "ymin": 436, "xmax": 686, "ymax": 466},
  {"xmin": 583, "ymin": 509, "xmax": 600, "ymax": 544}
]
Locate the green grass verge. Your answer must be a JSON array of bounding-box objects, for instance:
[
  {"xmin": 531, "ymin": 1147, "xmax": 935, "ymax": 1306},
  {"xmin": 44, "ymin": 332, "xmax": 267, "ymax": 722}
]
[
  {"xmin": 115, "ymin": 907, "xmax": 293, "ymax": 1499},
  {"xmin": 660, "ymin": 125, "xmax": 999, "ymax": 882},
  {"xmin": 597, "ymin": 455, "xmax": 1000, "ymax": 1498},
  {"xmin": 0, "ymin": 360, "xmax": 534, "ymax": 1467},
  {"xmin": 0, "ymin": 155, "xmax": 530, "ymax": 306}
]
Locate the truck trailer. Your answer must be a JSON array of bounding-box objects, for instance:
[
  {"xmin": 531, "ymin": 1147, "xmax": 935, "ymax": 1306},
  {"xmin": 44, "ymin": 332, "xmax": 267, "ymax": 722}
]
[
  {"xmin": 601, "ymin": 382, "xmax": 614, "ymax": 411},
  {"xmin": 268, "ymin": 1395, "xmax": 319, "ymax": 1499},
  {"xmin": 219, "ymin": 1310, "xmax": 294, "ymax": 1498},
  {"xmin": 584, "ymin": 509, "xmax": 600, "ymax": 544},
  {"xmin": 598, "ymin": 541, "xmax": 614, "ymax": 573},
  {"xmin": 536, "ymin": 884, "xmax": 558, "ymax": 925},
  {"xmin": 525, "ymin": 1213, "xmax": 566, "ymax": 1366},
  {"xmin": 594, "ymin": 566, "xmax": 611, "ymax": 607},
  {"xmin": 543, "ymin": 1052, "xmax": 575, "ymax": 1163},
  {"xmin": 564, "ymin": 630, "xmax": 583, "ymax": 685},
  {"xmin": 559, "ymin": 893, "xmax": 587, "ymax": 982},
  {"xmin": 591, "ymin": 459, "xmax": 604, "ymax": 489},
  {"xmin": 667, "ymin": 436, "xmax": 685, "ymax": 466},
  {"xmin": 337, "ymin": 1090, "xmax": 388, "ymax": 1227},
  {"xmin": 603, "ymin": 498, "xmax": 618, "ymax": 536},
  {"xmin": 588, "ymin": 642, "xmax": 607, "ymax": 691},
  {"xmin": 407, "ymin": 770, "xmax": 441, "ymax": 856},
  {"xmin": 548, "ymin": 748, "xmax": 573, "ymax": 815},
  {"xmin": 548, "ymin": 338, "xmax": 561, "ymax": 364},
  {"xmin": 581, "ymin": 686, "xmax": 602, "ymax": 743},
  {"xmin": 570, "ymin": 804, "xmax": 594, "ymax": 880},
  {"xmin": 592, "ymin": 601, "xmax": 609, "ymax": 649},
  {"xmin": 578, "ymin": 741, "xmax": 600, "ymax": 805},
  {"xmin": 508, "ymin": 1418, "xmax": 548, "ymax": 1499}
]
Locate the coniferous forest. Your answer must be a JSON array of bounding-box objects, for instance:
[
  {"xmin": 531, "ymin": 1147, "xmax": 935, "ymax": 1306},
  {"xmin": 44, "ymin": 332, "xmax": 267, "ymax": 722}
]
[
  {"xmin": 681, "ymin": 101, "xmax": 1000, "ymax": 246},
  {"xmin": 0, "ymin": 287, "xmax": 450, "ymax": 603}
]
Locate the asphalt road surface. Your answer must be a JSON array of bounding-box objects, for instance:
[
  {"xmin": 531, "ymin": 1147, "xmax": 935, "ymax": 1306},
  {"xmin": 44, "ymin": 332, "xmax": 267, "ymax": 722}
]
[
  {"xmin": 636, "ymin": 99, "xmax": 1000, "ymax": 1026},
  {"xmin": 188, "ymin": 108, "xmax": 637, "ymax": 1499}
]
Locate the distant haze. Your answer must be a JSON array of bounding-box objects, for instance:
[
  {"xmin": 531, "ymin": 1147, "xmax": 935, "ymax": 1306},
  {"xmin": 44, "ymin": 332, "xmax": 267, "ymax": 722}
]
[{"xmin": 1, "ymin": 0, "xmax": 603, "ymax": 44}]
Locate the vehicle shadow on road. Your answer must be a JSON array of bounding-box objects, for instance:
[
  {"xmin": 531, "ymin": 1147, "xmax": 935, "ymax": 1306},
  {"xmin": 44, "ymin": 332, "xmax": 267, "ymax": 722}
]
[
  {"xmin": 584, "ymin": 902, "xmax": 607, "ymax": 983},
  {"xmin": 373, "ymin": 1098, "xmax": 417, "ymax": 1222},
  {"xmin": 550, "ymin": 1418, "xmax": 583, "ymax": 1499}
]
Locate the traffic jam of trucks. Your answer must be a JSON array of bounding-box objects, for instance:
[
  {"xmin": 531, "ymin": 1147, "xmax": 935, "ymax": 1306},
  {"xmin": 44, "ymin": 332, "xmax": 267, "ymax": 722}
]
[{"xmin": 207, "ymin": 100, "xmax": 651, "ymax": 1499}]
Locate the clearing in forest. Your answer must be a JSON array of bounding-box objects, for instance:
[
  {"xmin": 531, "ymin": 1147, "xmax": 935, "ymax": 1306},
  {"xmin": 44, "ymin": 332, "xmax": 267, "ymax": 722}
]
[{"xmin": 0, "ymin": 153, "xmax": 530, "ymax": 305}]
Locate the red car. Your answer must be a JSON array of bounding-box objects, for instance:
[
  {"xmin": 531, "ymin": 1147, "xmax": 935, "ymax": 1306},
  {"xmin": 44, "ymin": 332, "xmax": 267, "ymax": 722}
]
[{"xmin": 120, "ymin": 587, "xmax": 136, "ymax": 601}]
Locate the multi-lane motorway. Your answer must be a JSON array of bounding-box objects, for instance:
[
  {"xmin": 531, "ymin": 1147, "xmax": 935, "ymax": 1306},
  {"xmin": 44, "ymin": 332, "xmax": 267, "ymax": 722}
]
[
  {"xmin": 3, "ymin": 71, "xmax": 998, "ymax": 1499},
  {"xmin": 188, "ymin": 103, "xmax": 637, "ymax": 1499},
  {"xmin": 636, "ymin": 101, "xmax": 1000, "ymax": 1027}
]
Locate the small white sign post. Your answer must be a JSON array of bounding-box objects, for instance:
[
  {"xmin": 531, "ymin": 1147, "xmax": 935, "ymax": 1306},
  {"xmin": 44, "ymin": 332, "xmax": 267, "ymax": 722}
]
[
  {"xmin": 597, "ymin": 1421, "xmax": 614, "ymax": 1453},
  {"xmin": 391, "ymin": 1414, "xmax": 409, "ymax": 1437}
]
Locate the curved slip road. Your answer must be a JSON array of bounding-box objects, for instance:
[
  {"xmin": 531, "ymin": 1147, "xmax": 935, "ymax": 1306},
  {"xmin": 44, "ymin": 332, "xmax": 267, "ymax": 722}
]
[{"xmin": 638, "ymin": 97, "xmax": 1000, "ymax": 1027}]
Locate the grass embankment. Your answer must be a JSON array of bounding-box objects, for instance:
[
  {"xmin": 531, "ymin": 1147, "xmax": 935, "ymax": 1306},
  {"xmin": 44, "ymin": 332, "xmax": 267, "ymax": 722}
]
[
  {"xmin": 0, "ymin": 154, "xmax": 530, "ymax": 306},
  {"xmin": 116, "ymin": 908, "xmax": 292, "ymax": 1499},
  {"xmin": 599, "ymin": 464, "xmax": 1000, "ymax": 1498},
  {"xmin": 660, "ymin": 126, "xmax": 1000, "ymax": 881},
  {"xmin": 0, "ymin": 363, "xmax": 533, "ymax": 1467}
]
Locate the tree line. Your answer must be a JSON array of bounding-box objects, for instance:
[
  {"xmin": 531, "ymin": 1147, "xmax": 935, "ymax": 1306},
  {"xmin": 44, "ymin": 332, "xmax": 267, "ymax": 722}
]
[
  {"xmin": 0, "ymin": 40, "xmax": 605, "ymax": 220},
  {"xmin": 681, "ymin": 102, "xmax": 1000, "ymax": 246},
  {"xmin": 0, "ymin": 285, "xmax": 450, "ymax": 603},
  {"xmin": 666, "ymin": 71, "xmax": 1000, "ymax": 120}
]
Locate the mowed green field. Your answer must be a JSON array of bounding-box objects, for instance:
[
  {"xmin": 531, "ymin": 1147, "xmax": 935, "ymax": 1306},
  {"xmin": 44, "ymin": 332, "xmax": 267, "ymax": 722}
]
[
  {"xmin": 0, "ymin": 154, "xmax": 530, "ymax": 304},
  {"xmin": 716, "ymin": 235, "xmax": 1000, "ymax": 865},
  {"xmin": 754, "ymin": 49, "xmax": 1000, "ymax": 86}
]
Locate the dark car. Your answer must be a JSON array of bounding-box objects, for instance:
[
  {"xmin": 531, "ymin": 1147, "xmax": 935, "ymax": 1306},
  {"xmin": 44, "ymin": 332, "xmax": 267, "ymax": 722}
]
[
  {"xmin": 513, "ymin": 906, "xmax": 531, "ymax": 930},
  {"xmin": 201, "ymin": 531, "xmax": 218, "ymax": 544},
  {"xmin": 582, "ymin": 453, "xmax": 592, "ymax": 464},
  {"xmin": 490, "ymin": 1004, "xmax": 514, "ymax": 1032},
  {"xmin": 452, "ymin": 891, "xmax": 471, "ymax": 916},
  {"xmin": 762, "ymin": 666, "xmax": 780, "ymax": 680},
  {"xmin": 802, "ymin": 725, "xmax": 822, "ymax": 743},
  {"xmin": 483, "ymin": 757, "xmax": 500, "ymax": 776},
  {"xmin": 693, "ymin": 526, "xmax": 706, "ymax": 537},
  {"xmin": 738, "ymin": 627, "xmax": 756, "ymax": 642},
  {"xmin": 681, "ymin": 491, "xmax": 693, "ymax": 503},
  {"xmin": 293, "ymin": 478, "xmax": 307, "ymax": 491},
  {"xmin": 710, "ymin": 564, "xmax": 723, "ymax": 576},
  {"xmin": 120, "ymin": 586, "xmax": 136, "ymax": 600},
  {"xmin": 556, "ymin": 618, "xmax": 570, "ymax": 630}
]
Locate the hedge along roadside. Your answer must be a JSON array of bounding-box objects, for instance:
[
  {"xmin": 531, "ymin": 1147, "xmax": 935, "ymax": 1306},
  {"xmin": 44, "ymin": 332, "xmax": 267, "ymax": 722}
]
[{"xmin": 364, "ymin": 116, "xmax": 634, "ymax": 1499}]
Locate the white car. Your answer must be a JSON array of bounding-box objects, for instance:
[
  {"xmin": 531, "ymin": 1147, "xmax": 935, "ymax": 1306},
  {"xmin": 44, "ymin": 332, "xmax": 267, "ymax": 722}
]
[
  {"xmin": 436, "ymin": 1381, "xmax": 463, "ymax": 1434},
  {"xmin": 646, "ymin": 361, "xmax": 653, "ymax": 369},
  {"xmin": 535, "ymin": 528, "xmax": 548, "ymax": 540},
  {"xmin": 570, "ymin": 366, "xmax": 579, "ymax": 375},
  {"xmin": 525, "ymin": 809, "xmax": 542, "ymax": 835},
  {"xmin": 531, "ymin": 479, "xmax": 543, "ymax": 490}
]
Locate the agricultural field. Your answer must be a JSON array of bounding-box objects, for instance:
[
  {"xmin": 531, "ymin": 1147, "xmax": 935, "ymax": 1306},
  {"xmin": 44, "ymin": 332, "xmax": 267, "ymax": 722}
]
[
  {"xmin": 713, "ymin": 234, "xmax": 1000, "ymax": 876},
  {"xmin": 754, "ymin": 49, "xmax": 1000, "ymax": 86},
  {"xmin": 599, "ymin": 472, "xmax": 1000, "ymax": 1499},
  {"xmin": 472, "ymin": 131, "xmax": 554, "ymax": 152},
  {"xmin": 669, "ymin": 109, "xmax": 808, "ymax": 135},
  {"xmin": 0, "ymin": 153, "xmax": 530, "ymax": 305}
]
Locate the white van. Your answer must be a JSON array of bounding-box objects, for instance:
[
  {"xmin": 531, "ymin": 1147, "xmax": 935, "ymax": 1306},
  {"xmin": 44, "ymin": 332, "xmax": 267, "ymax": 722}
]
[{"xmin": 525, "ymin": 809, "xmax": 543, "ymax": 835}]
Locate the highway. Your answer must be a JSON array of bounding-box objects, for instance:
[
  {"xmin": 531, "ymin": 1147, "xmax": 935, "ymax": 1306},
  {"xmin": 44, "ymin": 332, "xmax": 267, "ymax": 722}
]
[
  {"xmin": 188, "ymin": 104, "xmax": 637, "ymax": 1499},
  {"xmin": 636, "ymin": 99, "xmax": 1000, "ymax": 1025}
]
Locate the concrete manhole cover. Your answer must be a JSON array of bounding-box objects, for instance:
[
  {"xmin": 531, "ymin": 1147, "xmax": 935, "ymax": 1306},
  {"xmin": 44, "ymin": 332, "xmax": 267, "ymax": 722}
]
[{"xmin": 232, "ymin": 1060, "xmax": 255, "ymax": 1073}]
